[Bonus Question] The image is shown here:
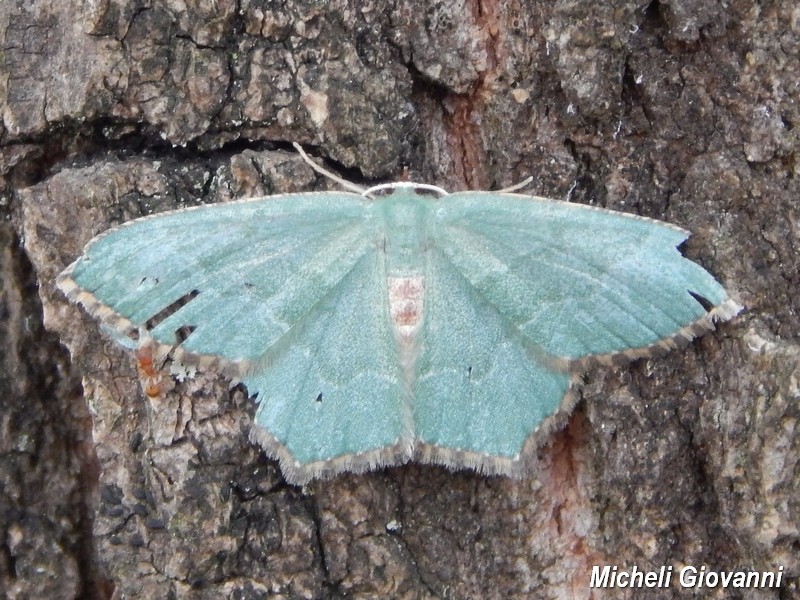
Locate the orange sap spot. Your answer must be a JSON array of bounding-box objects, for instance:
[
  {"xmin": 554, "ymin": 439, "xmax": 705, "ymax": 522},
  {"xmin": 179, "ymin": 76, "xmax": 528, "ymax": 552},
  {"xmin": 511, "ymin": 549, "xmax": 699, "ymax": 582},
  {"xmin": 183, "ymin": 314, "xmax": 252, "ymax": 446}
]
[
  {"xmin": 135, "ymin": 345, "xmax": 167, "ymax": 399},
  {"xmin": 136, "ymin": 347, "xmax": 158, "ymax": 378}
]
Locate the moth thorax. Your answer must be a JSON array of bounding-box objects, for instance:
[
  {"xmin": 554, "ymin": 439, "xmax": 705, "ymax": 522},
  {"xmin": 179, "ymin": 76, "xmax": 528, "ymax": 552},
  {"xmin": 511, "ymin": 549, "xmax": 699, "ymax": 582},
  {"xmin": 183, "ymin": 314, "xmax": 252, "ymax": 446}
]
[{"xmin": 387, "ymin": 276, "xmax": 424, "ymax": 341}]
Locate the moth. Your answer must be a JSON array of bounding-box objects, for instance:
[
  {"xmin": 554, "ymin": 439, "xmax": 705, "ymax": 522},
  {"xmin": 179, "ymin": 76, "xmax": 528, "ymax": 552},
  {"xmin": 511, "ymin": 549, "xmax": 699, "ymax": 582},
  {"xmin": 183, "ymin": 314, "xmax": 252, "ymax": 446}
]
[{"xmin": 57, "ymin": 146, "xmax": 740, "ymax": 484}]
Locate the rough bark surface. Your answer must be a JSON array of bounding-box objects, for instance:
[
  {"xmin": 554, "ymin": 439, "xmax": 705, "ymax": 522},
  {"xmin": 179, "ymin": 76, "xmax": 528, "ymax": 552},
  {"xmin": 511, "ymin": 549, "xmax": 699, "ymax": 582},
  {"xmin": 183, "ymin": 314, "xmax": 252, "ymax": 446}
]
[{"xmin": 2, "ymin": 0, "xmax": 798, "ymax": 599}]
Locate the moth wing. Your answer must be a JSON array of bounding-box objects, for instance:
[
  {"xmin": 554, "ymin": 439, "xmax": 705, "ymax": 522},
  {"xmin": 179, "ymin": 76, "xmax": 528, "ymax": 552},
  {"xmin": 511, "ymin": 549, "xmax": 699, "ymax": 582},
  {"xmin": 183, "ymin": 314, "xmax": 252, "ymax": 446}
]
[
  {"xmin": 413, "ymin": 248, "xmax": 572, "ymax": 475},
  {"xmin": 433, "ymin": 192, "xmax": 740, "ymax": 364},
  {"xmin": 247, "ymin": 248, "xmax": 409, "ymax": 485},
  {"xmin": 58, "ymin": 192, "xmax": 378, "ymax": 369}
]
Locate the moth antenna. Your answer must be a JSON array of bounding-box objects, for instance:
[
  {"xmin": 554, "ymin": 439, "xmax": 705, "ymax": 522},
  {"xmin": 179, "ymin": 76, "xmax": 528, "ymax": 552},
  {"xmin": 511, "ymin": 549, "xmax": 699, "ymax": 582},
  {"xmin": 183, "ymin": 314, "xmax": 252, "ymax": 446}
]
[
  {"xmin": 292, "ymin": 143, "xmax": 366, "ymax": 194},
  {"xmin": 496, "ymin": 175, "xmax": 534, "ymax": 193}
]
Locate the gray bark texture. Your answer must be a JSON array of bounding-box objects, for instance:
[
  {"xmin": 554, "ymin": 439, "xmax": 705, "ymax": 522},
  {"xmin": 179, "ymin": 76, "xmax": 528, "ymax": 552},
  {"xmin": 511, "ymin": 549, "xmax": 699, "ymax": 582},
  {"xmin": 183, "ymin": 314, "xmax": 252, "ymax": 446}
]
[{"xmin": 1, "ymin": 0, "xmax": 798, "ymax": 598}]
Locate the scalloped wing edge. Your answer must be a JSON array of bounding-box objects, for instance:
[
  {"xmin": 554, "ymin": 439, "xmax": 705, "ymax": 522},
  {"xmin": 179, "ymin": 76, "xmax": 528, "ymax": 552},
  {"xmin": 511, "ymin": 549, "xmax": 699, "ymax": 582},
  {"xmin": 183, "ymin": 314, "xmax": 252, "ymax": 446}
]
[
  {"xmin": 58, "ymin": 263, "xmax": 742, "ymax": 485},
  {"xmin": 246, "ymin": 297, "xmax": 741, "ymax": 486},
  {"xmin": 248, "ymin": 373, "xmax": 584, "ymax": 486},
  {"xmin": 56, "ymin": 212, "xmax": 742, "ymax": 487},
  {"xmin": 565, "ymin": 297, "xmax": 742, "ymax": 370},
  {"xmin": 57, "ymin": 265, "xmax": 250, "ymax": 379}
]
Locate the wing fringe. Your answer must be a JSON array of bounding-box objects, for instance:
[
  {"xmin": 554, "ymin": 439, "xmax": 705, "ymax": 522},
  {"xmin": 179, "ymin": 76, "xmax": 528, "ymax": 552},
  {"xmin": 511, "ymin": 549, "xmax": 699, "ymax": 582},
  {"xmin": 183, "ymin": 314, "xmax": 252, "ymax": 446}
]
[{"xmin": 58, "ymin": 256, "xmax": 742, "ymax": 485}]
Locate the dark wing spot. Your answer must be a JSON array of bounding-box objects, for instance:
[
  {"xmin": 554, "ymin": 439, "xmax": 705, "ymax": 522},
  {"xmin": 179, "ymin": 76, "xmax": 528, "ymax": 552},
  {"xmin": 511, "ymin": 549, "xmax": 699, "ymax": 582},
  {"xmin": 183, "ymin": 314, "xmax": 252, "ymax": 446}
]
[
  {"xmin": 139, "ymin": 276, "xmax": 159, "ymax": 285},
  {"xmin": 688, "ymin": 291, "xmax": 715, "ymax": 312},
  {"xmin": 175, "ymin": 325, "xmax": 196, "ymax": 343},
  {"xmin": 315, "ymin": 392, "xmax": 323, "ymax": 403},
  {"xmin": 145, "ymin": 289, "xmax": 200, "ymax": 331}
]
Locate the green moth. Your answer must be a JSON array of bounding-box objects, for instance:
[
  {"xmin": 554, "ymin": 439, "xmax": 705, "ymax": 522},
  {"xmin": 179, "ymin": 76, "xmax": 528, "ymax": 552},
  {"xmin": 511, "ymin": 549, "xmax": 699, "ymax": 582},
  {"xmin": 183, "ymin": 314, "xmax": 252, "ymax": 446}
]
[{"xmin": 57, "ymin": 149, "xmax": 740, "ymax": 485}]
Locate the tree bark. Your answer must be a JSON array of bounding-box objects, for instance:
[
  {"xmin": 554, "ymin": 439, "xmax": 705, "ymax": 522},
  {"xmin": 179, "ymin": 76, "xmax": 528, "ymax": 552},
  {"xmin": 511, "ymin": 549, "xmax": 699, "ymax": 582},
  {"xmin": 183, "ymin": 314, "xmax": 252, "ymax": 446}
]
[{"xmin": 2, "ymin": 0, "xmax": 798, "ymax": 598}]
